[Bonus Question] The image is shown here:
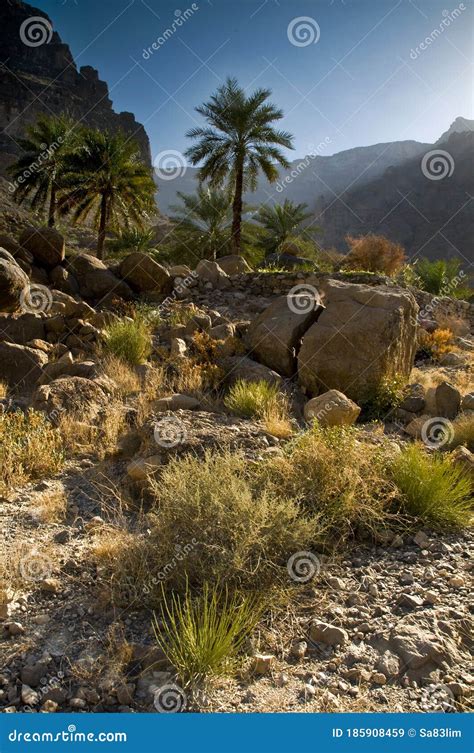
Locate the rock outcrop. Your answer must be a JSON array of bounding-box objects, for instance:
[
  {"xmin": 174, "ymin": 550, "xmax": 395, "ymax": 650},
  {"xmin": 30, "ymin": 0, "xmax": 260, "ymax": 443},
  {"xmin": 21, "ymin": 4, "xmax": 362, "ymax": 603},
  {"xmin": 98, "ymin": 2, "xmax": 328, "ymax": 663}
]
[{"xmin": 0, "ymin": 0, "xmax": 151, "ymax": 174}]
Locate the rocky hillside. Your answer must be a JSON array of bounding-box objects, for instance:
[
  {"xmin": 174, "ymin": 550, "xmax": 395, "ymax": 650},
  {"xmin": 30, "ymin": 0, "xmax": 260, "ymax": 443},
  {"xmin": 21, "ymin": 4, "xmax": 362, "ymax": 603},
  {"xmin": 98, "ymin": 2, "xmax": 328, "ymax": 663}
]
[
  {"xmin": 0, "ymin": 224, "xmax": 473, "ymax": 713},
  {"xmin": 0, "ymin": 0, "xmax": 151, "ymax": 173},
  {"xmin": 315, "ymin": 130, "xmax": 474, "ymax": 263}
]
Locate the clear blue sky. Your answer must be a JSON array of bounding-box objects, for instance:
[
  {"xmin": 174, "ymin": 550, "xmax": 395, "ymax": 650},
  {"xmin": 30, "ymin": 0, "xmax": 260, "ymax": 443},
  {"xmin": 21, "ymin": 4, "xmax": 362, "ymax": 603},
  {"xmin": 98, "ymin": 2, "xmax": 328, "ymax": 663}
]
[{"xmin": 34, "ymin": 0, "xmax": 473, "ymax": 162}]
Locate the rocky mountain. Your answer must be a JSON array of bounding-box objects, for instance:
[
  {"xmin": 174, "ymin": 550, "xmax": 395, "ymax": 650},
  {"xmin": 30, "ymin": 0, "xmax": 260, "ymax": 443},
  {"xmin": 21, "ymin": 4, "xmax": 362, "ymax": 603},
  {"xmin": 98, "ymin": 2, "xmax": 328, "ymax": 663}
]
[
  {"xmin": 315, "ymin": 129, "xmax": 474, "ymax": 263},
  {"xmin": 0, "ymin": 0, "xmax": 151, "ymax": 173}
]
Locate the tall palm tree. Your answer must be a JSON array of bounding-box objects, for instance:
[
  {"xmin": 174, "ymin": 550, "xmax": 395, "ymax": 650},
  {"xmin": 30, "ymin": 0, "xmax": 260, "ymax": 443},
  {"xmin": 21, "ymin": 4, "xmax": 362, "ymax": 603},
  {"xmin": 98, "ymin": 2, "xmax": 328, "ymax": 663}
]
[
  {"xmin": 8, "ymin": 114, "xmax": 76, "ymax": 227},
  {"xmin": 168, "ymin": 187, "xmax": 233, "ymax": 261},
  {"xmin": 59, "ymin": 129, "xmax": 156, "ymax": 259},
  {"xmin": 254, "ymin": 200, "xmax": 319, "ymax": 254},
  {"xmin": 185, "ymin": 78, "xmax": 294, "ymax": 254}
]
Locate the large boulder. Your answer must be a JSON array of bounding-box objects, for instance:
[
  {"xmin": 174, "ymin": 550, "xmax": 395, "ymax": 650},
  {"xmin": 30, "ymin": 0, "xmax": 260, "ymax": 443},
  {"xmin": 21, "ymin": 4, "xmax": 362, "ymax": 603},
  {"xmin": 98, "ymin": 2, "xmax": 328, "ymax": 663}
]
[
  {"xmin": 0, "ymin": 341, "xmax": 47, "ymax": 391},
  {"xmin": 119, "ymin": 252, "xmax": 171, "ymax": 293},
  {"xmin": 298, "ymin": 281, "xmax": 418, "ymax": 402},
  {"xmin": 32, "ymin": 376, "xmax": 112, "ymax": 420},
  {"xmin": 195, "ymin": 260, "xmax": 229, "ymax": 289},
  {"xmin": 68, "ymin": 254, "xmax": 133, "ymax": 301},
  {"xmin": 0, "ymin": 250, "xmax": 29, "ymax": 312},
  {"xmin": 216, "ymin": 255, "xmax": 252, "ymax": 275},
  {"xmin": 0, "ymin": 313, "xmax": 45, "ymax": 344},
  {"xmin": 304, "ymin": 389, "xmax": 361, "ymax": 427},
  {"xmin": 19, "ymin": 227, "xmax": 65, "ymax": 269},
  {"xmin": 246, "ymin": 291, "xmax": 324, "ymax": 377}
]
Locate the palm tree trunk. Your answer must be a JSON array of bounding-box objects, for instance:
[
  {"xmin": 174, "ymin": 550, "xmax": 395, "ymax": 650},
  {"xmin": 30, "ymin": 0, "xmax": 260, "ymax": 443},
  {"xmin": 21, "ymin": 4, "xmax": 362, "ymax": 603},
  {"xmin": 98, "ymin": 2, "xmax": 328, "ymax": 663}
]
[
  {"xmin": 97, "ymin": 193, "xmax": 108, "ymax": 260},
  {"xmin": 231, "ymin": 158, "xmax": 244, "ymax": 255},
  {"xmin": 48, "ymin": 184, "xmax": 57, "ymax": 228}
]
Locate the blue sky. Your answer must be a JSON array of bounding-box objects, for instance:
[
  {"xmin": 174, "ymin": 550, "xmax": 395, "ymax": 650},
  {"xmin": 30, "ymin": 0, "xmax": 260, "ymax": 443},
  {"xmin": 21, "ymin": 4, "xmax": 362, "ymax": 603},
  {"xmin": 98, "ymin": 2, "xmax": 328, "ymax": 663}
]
[{"xmin": 34, "ymin": 0, "xmax": 473, "ymax": 162}]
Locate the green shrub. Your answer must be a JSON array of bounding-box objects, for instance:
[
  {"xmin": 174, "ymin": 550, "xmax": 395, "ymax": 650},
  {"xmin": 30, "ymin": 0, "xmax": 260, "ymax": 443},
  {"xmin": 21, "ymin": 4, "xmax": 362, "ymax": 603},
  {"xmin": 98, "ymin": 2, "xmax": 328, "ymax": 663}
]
[
  {"xmin": 152, "ymin": 582, "xmax": 263, "ymax": 685},
  {"xmin": 0, "ymin": 409, "xmax": 64, "ymax": 492},
  {"xmin": 391, "ymin": 444, "xmax": 473, "ymax": 529},
  {"xmin": 103, "ymin": 315, "xmax": 152, "ymax": 365},
  {"xmin": 413, "ymin": 258, "xmax": 472, "ymax": 299},
  {"xmin": 360, "ymin": 374, "xmax": 406, "ymax": 420},
  {"xmin": 224, "ymin": 379, "xmax": 281, "ymax": 419},
  {"xmin": 147, "ymin": 450, "xmax": 318, "ymax": 594},
  {"xmin": 259, "ymin": 424, "xmax": 397, "ymax": 542}
]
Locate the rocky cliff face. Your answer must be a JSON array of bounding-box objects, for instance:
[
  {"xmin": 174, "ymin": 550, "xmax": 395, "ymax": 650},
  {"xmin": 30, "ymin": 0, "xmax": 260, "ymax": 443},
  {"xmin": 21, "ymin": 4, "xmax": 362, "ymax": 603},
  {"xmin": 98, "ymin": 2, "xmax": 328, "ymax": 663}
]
[{"xmin": 0, "ymin": 0, "xmax": 151, "ymax": 172}]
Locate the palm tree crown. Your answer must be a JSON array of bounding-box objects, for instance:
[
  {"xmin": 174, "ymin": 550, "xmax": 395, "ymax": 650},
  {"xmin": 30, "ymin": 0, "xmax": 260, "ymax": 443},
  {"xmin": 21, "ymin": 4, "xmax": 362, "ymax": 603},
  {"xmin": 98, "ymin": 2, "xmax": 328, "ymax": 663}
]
[
  {"xmin": 255, "ymin": 200, "xmax": 318, "ymax": 254},
  {"xmin": 59, "ymin": 129, "xmax": 156, "ymax": 258},
  {"xmin": 8, "ymin": 113, "xmax": 76, "ymax": 227},
  {"xmin": 168, "ymin": 188, "xmax": 233, "ymax": 261},
  {"xmin": 185, "ymin": 77, "xmax": 294, "ymax": 253}
]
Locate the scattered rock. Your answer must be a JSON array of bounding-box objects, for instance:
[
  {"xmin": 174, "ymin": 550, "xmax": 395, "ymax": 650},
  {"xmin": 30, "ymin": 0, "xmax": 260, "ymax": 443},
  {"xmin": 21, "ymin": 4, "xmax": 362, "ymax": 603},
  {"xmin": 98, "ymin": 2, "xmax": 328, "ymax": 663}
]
[
  {"xmin": 304, "ymin": 389, "xmax": 361, "ymax": 427},
  {"xmin": 19, "ymin": 226, "xmax": 65, "ymax": 269},
  {"xmin": 310, "ymin": 621, "xmax": 348, "ymax": 647},
  {"xmin": 119, "ymin": 252, "xmax": 171, "ymax": 293},
  {"xmin": 435, "ymin": 381, "xmax": 461, "ymax": 419}
]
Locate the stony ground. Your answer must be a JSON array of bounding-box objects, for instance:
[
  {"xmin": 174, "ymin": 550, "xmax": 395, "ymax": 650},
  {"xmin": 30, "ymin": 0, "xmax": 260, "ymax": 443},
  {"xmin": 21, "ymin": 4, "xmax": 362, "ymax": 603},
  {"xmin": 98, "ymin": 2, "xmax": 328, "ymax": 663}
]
[{"xmin": 1, "ymin": 428, "xmax": 472, "ymax": 714}]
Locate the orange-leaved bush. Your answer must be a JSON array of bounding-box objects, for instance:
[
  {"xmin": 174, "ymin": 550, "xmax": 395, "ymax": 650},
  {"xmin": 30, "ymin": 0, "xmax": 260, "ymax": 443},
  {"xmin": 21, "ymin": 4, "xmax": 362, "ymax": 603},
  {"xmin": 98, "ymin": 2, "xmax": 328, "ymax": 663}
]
[{"xmin": 344, "ymin": 234, "xmax": 406, "ymax": 276}]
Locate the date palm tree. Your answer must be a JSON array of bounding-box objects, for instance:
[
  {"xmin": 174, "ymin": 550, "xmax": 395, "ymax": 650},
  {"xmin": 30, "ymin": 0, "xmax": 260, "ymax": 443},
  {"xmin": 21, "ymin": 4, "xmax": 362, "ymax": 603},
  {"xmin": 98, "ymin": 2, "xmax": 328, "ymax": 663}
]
[
  {"xmin": 59, "ymin": 129, "xmax": 156, "ymax": 259},
  {"xmin": 168, "ymin": 187, "xmax": 233, "ymax": 261},
  {"xmin": 254, "ymin": 199, "xmax": 319, "ymax": 254},
  {"xmin": 8, "ymin": 114, "xmax": 76, "ymax": 227},
  {"xmin": 185, "ymin": 78, "xmax": 294, "ymax": 254}
]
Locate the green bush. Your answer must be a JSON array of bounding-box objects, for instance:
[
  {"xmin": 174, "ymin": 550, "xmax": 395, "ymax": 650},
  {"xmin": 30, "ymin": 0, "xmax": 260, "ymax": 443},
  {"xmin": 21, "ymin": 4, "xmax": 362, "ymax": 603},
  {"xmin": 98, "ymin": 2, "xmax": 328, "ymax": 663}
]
[
  {"xmin": 224, "ymin": 379, "xmax": 280, "ymax": 419},
  {"xmin": 153, "ymin": 582, "xmax": 263, "ymax": 685},
  {"xmin": 413, "ymin": 258, "xmax": 472, "ymax": 299},
  {"xmin": 391, "ymin": 444, "xmax": 473, "ymax": 529},
  {"xmin": 103, "ymin": 315, "xmax": 152, "ymax": 365}
]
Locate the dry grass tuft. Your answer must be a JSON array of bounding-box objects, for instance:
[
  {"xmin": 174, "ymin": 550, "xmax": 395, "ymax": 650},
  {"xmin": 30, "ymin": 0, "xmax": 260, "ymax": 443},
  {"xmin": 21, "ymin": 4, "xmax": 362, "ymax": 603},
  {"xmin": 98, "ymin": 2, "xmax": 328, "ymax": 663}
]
[
  {"xmin": 450, "ymin": 413, "xmax": 474, "ymax": 452},
  {"xmin": 101, "ymin": 356, "xmax": 141, "ymax": 397},
  {"xmin": 31, "ymin": 488, "xmax": 67, "ymax": 523},
  {"xmin": 58, "ymin": 401, "xmax": 127, "ymax": 459},
  {"xmin": 0, "ymin": 381, "xmax": 8, "ymax": 399},
  {"xmin": 0, "ymin": 409, "xmax": 64, "ymax": 493}
]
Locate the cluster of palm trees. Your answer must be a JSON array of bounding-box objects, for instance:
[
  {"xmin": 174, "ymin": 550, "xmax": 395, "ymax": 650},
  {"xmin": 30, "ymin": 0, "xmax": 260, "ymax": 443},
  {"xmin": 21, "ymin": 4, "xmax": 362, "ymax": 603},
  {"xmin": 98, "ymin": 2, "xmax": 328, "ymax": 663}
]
[
  {"xmin": 9, "ymin": 115, "xmax": 155, "ymax": 258},
  {"xmin": 9, "ymin": 77, "xmax": 320, "ymax": 263}
]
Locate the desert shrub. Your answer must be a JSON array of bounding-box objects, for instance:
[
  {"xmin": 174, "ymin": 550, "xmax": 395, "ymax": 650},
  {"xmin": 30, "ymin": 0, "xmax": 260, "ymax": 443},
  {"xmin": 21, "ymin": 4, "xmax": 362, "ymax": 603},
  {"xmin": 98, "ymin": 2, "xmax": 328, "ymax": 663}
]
[
  {"xmin": 107, "ymin": 227, "xmax": 155, "ymax": 257},
  {"xmin": 0, "ymin": 409, "xmax": 64, "ymax": 492},
  {"xmin": 414, "ymin": 258, "xmax": 472, "ymax": 299},
  {"xmin": 0, "ymin": 382, "xmax": 7, "ymax": 399},
  {"xmin": 391, "ymin": 444, "xmax": 473, "ymax": 529},
  {"xmin": 224, "ymin": 379, "xmax": 281, "ymax": 419},
  {"xmin": 259, "ymin": 424, "xmax": 397, "ymax": 542},
  {"xmin": 152, "ymin": 582, "xmax": 263, "ymax": 685},
  {"xmin": 103, "ymin": 315, "xmax": 152, "ymax": 365},
  {"xmin": 360, "ymin": 374, "xmax": 406, "ymax": 420},
  {"xmin": 417, "ymin": 328, "xmax": 456, "ymax": 361},
  {"xmin": 101, "ymin": 355, "xmax": 141, "ymax": 396},
  {"xmin": 343, "ymin": 234, "xmax": 406, "ymax": 276},
  {"xmin": 450, "ymin": 414, "xmax": 474, "ymax": 452},
  {"xmin": 146, "ymin": 450, "xmax": 317, "ymax": 594}
]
